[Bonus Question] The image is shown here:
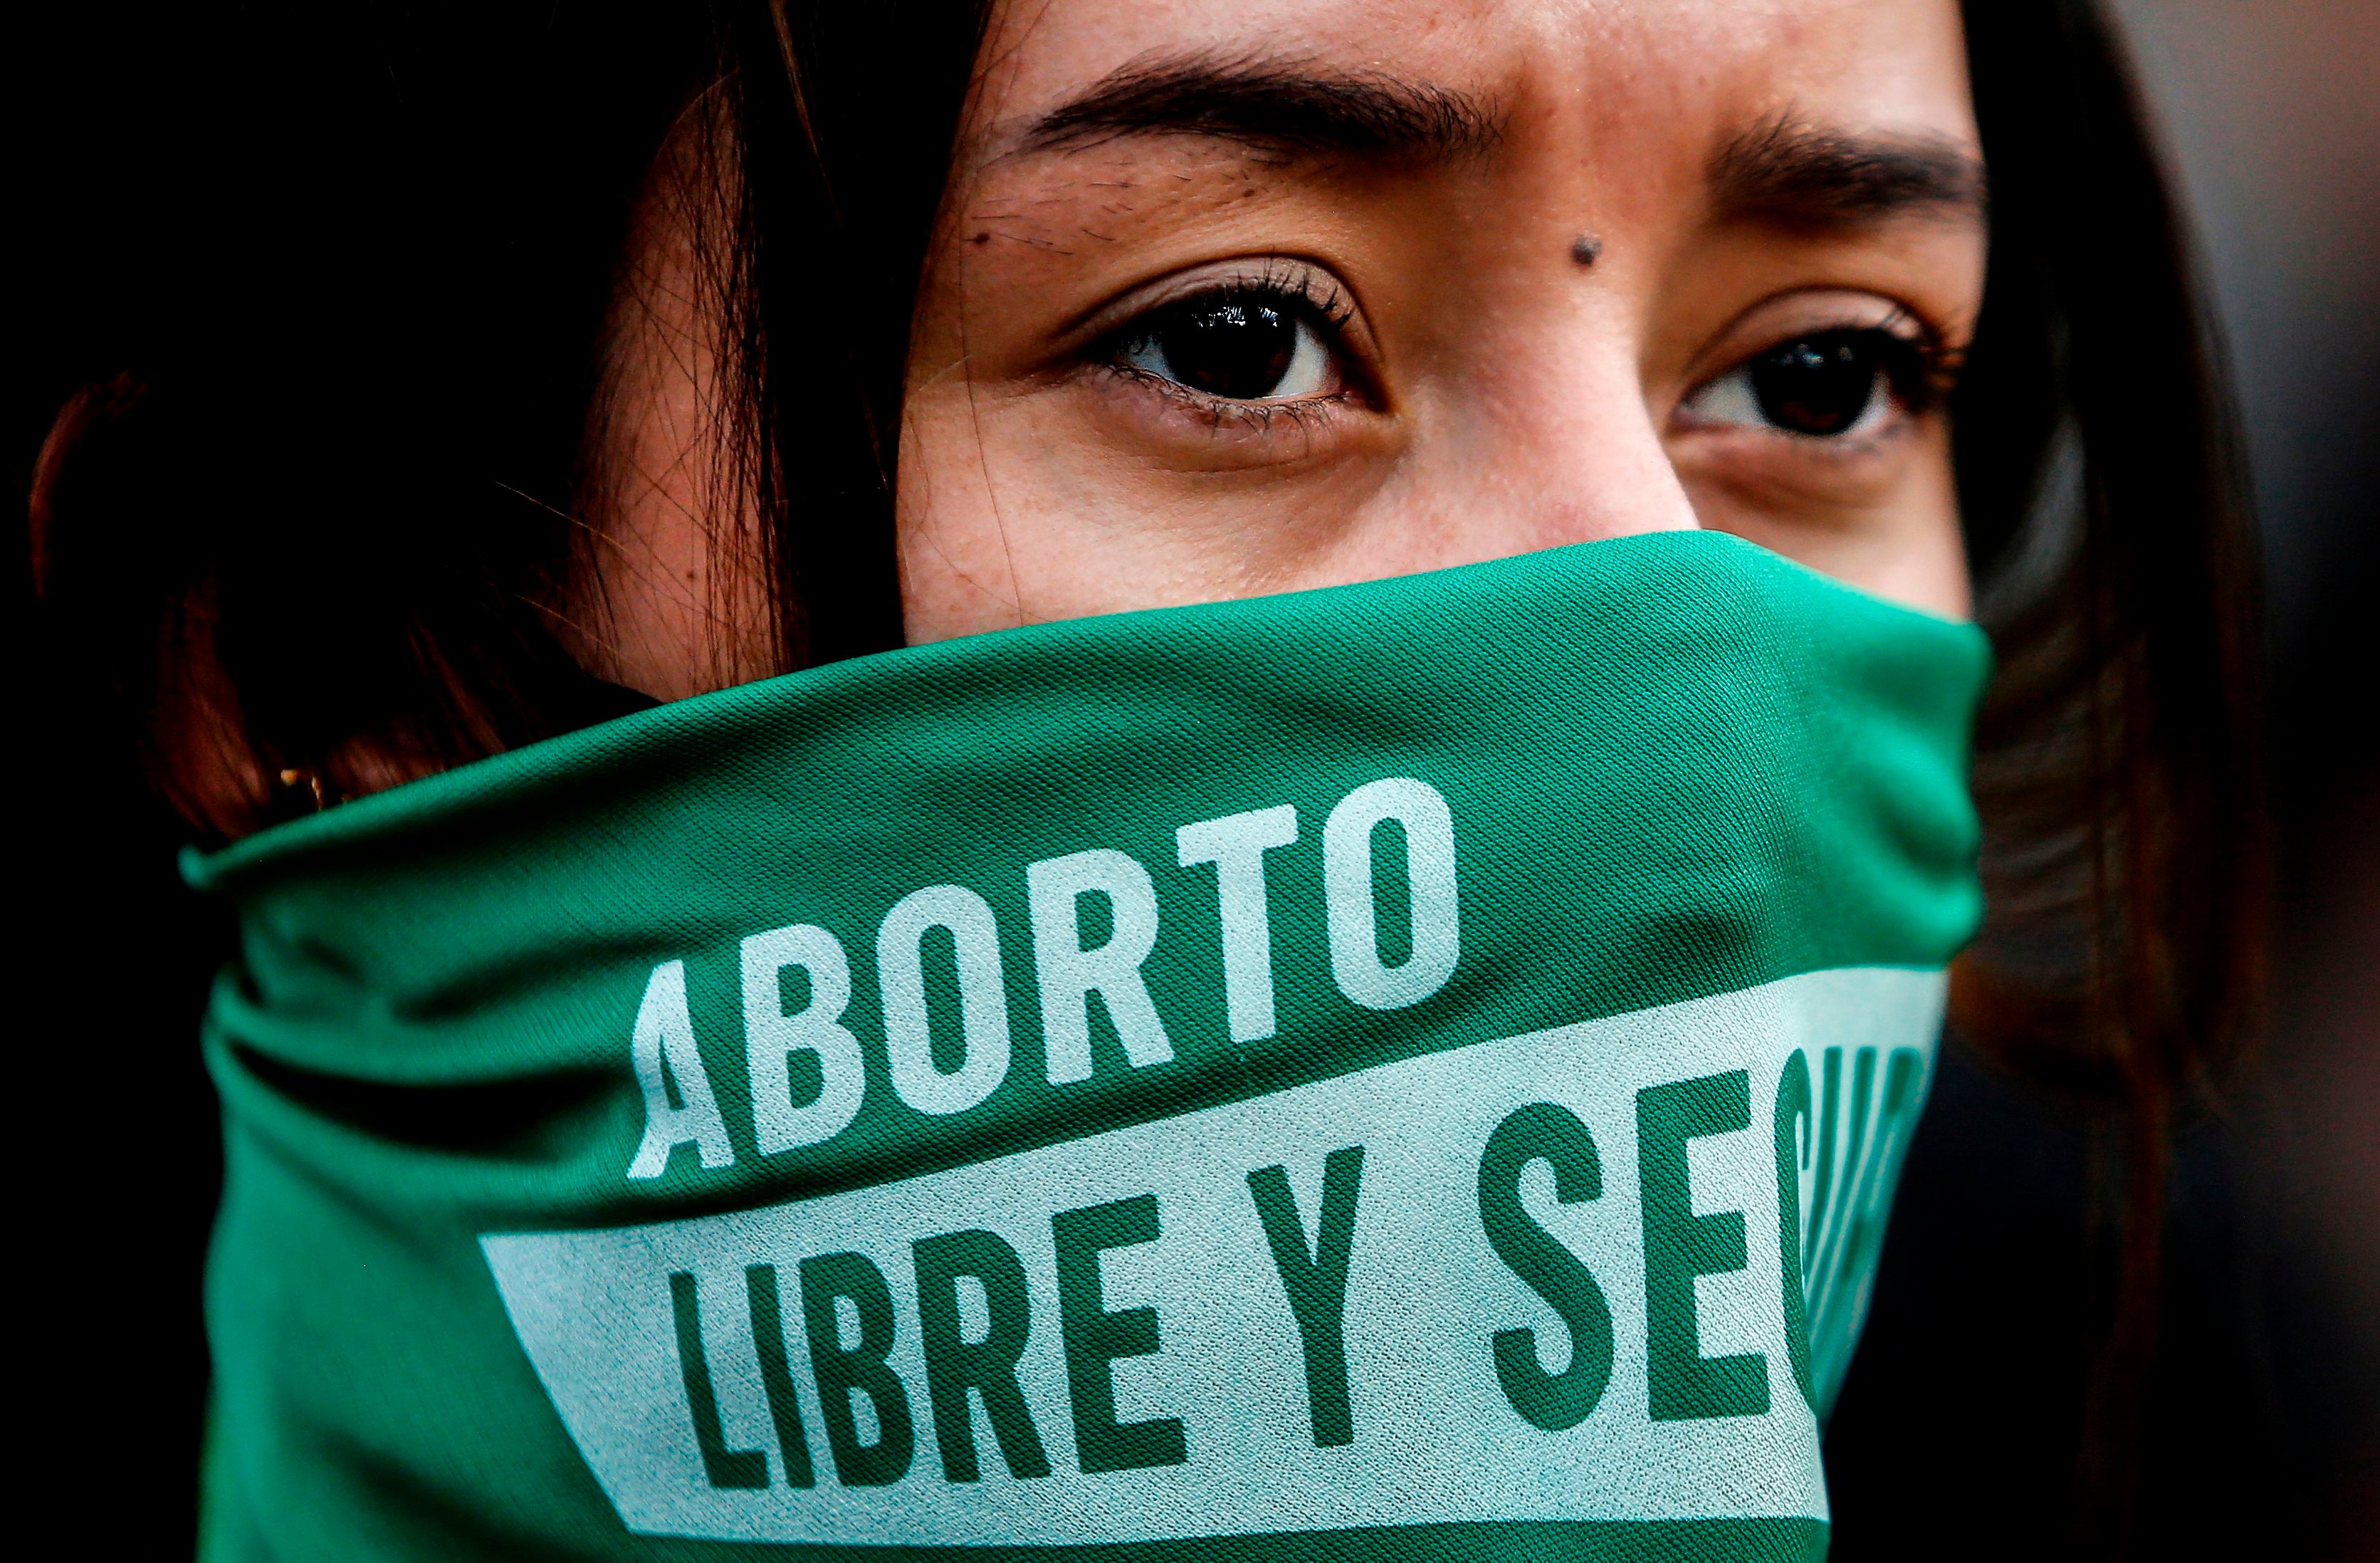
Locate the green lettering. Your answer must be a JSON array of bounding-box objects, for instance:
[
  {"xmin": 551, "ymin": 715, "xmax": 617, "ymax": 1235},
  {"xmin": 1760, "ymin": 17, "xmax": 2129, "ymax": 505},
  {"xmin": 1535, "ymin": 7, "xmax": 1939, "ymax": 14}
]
[
  {"xmin": 1637, "ymin": 1069, "xmax": 1768, "ymax": 1421},
  {"xmin": 1771, "ymin": 1054, "xmax": 1817, "ymax": 1412},
  {"xmin": 669, "ymin": 1270, "xmax": 767, "ymax": 1490},
  {"xmin": 743, "ymin": 1265, "xmax": 817, "ymax": 1488},
  {"xmin": 1828, "ymin": 1050, "xmax": 1924, "ymax": 1301},
  {"xmin": 1476, "ymin": 1102, "xmax": 1614, "ymax": 1432},
  {"xmin": 1812, "ymin": 1048, "xmax": 1924, "ymax": 1412},
  {"xmin": 1052, "ymin": 1193, "xmax": 1186, "ymax": 1473},
  {"xmin": 1247, "ymin": 1145, "xmax": 1365, "ymax": 1447},
  {"xmin": 799, "ymin": 1251, "xmax": 916, "ymax": 1486},
  {"xmin": 1802, "ymin": 1048, "xmax": 1843, "ymax": 1275},
  {"xmin": 1810, "ymin": 1047, "xmax": 1876, "ymax": 1302},
  {"xmin": 913, "ymin": 1229, "xmax": 1053, "ymax": 1483}
]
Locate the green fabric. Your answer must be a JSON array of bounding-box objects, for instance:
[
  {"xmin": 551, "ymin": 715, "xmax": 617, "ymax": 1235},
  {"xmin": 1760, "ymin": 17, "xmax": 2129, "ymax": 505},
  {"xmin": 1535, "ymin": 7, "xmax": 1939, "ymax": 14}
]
[{"xmin": 188, "ymin": 532, "xmax": 1987, "ymax": 1561}]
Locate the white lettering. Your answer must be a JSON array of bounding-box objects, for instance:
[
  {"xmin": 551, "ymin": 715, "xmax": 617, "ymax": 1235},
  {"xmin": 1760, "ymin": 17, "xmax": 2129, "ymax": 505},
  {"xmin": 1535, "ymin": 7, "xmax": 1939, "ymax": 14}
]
[
  {"xmin": 1322, "ymin": 778, "xmax": 1460, "ymax": 1010},
  {"xmin": 1027, "ymin": 849, "xmax": 1173, "ymax": 1084},
  {"xmin": 1175, "ymin": 804, "xmax": 1299, "ymax": 1043},
  {"xmin": 877, "ymin": 884, "xmax": 1014, "ymax": 1116},
  {"xmin": 742, "ymin": 924, "xmax": 867, "ymax": 1153},
  {"xmin": 626, "ymin": 960, "xmax": 736, "ymax": 1178}
]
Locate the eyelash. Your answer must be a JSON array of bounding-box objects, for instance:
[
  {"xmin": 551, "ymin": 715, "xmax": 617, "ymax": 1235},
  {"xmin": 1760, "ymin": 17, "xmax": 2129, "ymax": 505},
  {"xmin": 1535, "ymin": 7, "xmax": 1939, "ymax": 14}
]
[
  {"xmin": 1853, "ymin": 310, "xmax": 1962, "ymax": 413},
  {"xmin": 1092, "ymin": 260, "xmax": 1363, "ymax": 427},
  {"xmin": 1087, "ymin": 267, "xmax": 1965, "ymax": 444},
  {"xmin": 1672, "ymin": 308, "xmax": 1966, "ymax": 451}
]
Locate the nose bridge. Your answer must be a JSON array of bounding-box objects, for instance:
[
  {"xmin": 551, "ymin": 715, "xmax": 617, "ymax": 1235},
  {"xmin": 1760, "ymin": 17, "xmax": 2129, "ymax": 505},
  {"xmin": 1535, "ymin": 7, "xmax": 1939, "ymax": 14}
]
[{"xmin": 1469, "ymin": 312, "xmax": 1699, "ymax": 550}]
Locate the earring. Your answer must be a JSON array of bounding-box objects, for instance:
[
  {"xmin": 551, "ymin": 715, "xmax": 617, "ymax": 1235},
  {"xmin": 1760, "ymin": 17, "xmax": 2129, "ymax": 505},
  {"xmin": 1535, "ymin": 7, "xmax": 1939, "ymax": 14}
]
[{"xmin": 278, "ymin": 767, "xmax": 328, "ymax": 812}]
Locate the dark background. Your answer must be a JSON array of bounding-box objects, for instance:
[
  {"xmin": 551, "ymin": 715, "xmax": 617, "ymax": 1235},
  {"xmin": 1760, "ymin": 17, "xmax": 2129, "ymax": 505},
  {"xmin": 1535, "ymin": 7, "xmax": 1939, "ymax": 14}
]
[{"xmin": 18, "ymin": 2, "xmax": 2376, "ymax": 1555}]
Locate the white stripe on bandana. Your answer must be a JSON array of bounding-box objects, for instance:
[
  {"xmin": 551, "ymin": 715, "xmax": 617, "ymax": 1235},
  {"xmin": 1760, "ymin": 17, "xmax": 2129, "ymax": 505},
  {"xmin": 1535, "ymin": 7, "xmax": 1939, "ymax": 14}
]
[{"xmin": 483, "ymin": 966, "xmax": 1938, "ymax": 1548}]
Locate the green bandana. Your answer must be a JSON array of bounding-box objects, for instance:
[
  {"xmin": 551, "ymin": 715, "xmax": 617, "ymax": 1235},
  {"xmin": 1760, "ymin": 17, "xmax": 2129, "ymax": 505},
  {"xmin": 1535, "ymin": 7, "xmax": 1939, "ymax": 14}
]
[{"xmin": 189, "ymin": 532, "xmax": 1987, "ymax": 1563}]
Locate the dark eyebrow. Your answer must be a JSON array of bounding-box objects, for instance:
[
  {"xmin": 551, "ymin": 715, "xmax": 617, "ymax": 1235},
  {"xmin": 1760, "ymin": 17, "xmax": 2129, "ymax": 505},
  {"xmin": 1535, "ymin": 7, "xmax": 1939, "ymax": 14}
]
[
  {"xmin": 1709, "ymin": 117, "xmax": 1986, "ymax": 225},
  {"xmin": 1022, "ymin": 51, "xmax": 1503, "ymax": 164}
]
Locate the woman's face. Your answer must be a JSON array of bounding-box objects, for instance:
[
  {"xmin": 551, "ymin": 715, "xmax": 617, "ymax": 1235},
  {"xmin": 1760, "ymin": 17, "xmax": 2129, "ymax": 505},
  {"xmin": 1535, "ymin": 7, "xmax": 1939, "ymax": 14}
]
[{"xmin": 896, "ymin": 0, "xmax": 1986, "ymax": 642}]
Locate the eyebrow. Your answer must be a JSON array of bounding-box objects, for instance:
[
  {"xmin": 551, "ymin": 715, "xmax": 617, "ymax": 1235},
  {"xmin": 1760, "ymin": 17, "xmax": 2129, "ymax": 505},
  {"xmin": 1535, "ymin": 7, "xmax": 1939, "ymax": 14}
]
[
  {"xmin": 1709, "ymin": 117, "xmax": 1987, "ymax": 225},
  {"xmin": 1022, "ymin": 51, "xmax": 1503, "ymax": 164}
]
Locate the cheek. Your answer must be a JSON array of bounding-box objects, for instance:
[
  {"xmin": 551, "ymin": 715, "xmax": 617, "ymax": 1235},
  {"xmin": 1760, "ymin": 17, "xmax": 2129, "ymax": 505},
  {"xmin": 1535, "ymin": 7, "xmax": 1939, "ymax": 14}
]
[
  {"xmin": 893, "ymin": 380, "xmax": 1041, "ymax": 645},
  {"xmin": 894, "ymin": 370, "xmax": 1400, "ymax": 644},
  {"xmin": 893, "ymin": 380, "xmax": 1267, "ymax": 645},
  {"xmin": 1675, "ymin": 422, "xmax": 1972, "ymax": 620}
]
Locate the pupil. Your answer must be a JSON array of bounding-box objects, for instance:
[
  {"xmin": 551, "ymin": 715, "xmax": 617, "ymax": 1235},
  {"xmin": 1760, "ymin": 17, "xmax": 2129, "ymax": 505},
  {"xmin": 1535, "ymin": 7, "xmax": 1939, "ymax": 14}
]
[
  {"xmin": 1157, "ymin": 294, "xmax": 1298, "ymax": 399},
  {"xmin": 1750, "ymin": 331, "xmax": 1880, "ymax": 435}
]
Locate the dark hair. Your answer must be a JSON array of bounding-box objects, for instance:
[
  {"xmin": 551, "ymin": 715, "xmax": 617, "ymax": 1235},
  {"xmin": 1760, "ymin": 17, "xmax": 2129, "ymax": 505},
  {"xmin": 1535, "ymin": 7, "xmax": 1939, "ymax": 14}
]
[
  {"xmin": 30, "ymin": 1, "xmax": 987, "ymax": 830},
  {"xmin": 28, "ymin": 0, "xmax": 2260, "ymax": 1535},
  {"xmin": 1949, "ymin": 1, "xmax": 2264, "ymax": 1540}
]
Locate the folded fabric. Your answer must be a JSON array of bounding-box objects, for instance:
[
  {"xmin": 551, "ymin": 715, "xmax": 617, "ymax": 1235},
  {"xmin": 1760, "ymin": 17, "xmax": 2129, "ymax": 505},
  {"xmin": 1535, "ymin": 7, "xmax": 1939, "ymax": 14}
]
[{"xmin": 189, "ymin": 530, "xmax": 1988, "ymax": 1562}]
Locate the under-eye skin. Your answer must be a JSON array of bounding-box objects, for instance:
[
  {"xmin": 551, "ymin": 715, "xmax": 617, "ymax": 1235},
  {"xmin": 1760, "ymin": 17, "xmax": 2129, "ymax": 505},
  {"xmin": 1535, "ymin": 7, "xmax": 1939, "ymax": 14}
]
[
  {"xmin": 1086, "ymin": 258, "xmax": 1371, "ymax": 438},
  {"xmin": 1677, "ymin": 308, "xmax": 1959, "ymax": 452}
]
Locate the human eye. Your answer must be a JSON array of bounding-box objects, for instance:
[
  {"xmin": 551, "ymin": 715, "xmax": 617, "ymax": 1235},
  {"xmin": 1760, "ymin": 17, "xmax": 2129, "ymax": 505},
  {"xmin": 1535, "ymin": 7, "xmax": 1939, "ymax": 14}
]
[
  {"xmin": 1677, "ymin": 317, "xmax": 1952, "ymax": 445},
  {"xmin": 1094, "ymin": 259, "xmax": 1364, "ymax": 424},
  {"xmin": 1666, "ymin": 290, "xmax": 1974, "ymax": 607}
]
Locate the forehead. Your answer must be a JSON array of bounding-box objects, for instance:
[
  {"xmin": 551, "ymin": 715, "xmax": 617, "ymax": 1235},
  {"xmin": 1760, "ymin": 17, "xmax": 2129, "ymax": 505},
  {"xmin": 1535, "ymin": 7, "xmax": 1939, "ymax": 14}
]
[{"xmin": 973, "ymin": 0, "xmax": 1977, "ymax": 155}]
